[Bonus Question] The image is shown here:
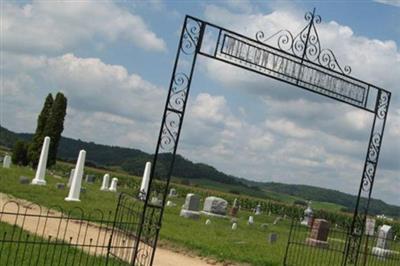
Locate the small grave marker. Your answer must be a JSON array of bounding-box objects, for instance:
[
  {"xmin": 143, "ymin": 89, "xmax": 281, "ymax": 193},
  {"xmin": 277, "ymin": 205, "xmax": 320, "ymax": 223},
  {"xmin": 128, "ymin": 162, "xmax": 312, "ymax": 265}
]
[
  {"xmin": 268, "ymin": 233, "xmax": 278, "ymax": 244},
  {"xmin": 19, "ymin": 176, "xmax": 30, "ymax": 184},
  {"xmin": 56, "ymin": 183, "xmax": 65, "ymax": 190}
]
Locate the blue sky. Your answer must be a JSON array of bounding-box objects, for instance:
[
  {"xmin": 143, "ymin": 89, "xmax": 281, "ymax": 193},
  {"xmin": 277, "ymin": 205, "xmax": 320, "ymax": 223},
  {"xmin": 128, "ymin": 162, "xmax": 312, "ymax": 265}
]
[{"xmin": 2, "ymin": 0, "xmax": 400, "ymax": 206}]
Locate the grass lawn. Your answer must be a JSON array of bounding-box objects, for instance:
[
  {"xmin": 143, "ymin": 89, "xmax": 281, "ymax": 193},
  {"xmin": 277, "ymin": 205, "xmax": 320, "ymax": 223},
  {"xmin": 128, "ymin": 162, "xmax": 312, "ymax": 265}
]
[{"xmin": 0, "ymin": 221, "xmax": 128, "ymax": 266}]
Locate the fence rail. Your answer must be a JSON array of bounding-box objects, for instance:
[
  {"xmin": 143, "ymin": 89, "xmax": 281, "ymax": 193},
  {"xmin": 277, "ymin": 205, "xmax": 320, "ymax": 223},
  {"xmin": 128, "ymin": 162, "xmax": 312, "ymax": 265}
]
[
  {"xmin": 0, "ymin": 193, "xmax": 146, "ymax": 266},
  {"xmin": 284, "ymin": 218, "xmax": 400, "ymax": 266}
]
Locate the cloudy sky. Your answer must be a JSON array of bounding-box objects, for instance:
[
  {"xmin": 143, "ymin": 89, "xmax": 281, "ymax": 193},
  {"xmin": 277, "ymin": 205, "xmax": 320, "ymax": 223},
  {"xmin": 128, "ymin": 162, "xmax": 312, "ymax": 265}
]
[{"xmin": 2, "ymin": 0, "xmax": 399, "ymax": 206}]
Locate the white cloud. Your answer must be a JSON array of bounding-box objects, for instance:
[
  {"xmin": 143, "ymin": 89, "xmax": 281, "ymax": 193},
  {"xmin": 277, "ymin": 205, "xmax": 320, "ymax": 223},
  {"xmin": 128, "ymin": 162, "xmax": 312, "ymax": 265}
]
[
  {"xmin": 2, "ymin": 52, "xmax": 165, "ymax": 151},
  {"xmin": 3, "ymin": 0, "xmax": 166, "ymax": 54},
  {"xmin": 374, "ymin": 0, "xmax": 400, "ymax": 7}
]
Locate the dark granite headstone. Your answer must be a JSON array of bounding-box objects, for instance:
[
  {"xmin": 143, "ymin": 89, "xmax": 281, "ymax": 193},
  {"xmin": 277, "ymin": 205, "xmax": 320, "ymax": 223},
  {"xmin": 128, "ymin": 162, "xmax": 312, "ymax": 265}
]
[
  {"xmin": 85, "ymin": 175, "xmax": 95, "ymax": 183},
  {"xmin": 19, "ymin": 176, "xmax": 30, "ymax": 184},
  {"xmin": 268, "ymin": 233, "xmax": 278, "ymax": 244},
  {"xmin": 56, "ymin": 183, "xmax": 65, "ymax": 190}
]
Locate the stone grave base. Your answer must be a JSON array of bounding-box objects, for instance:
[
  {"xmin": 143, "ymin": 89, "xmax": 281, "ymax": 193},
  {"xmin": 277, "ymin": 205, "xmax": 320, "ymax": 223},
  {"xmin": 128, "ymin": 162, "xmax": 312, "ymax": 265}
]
[
  {"xmin": 305, "ymin": 238, "xmax": 329, "ymax": 248},
  {"xmin": 372, "ymin": 247, "xmax": 397, "ymax": 258},
  {"xmin": 200, "ymin": 211, "xmax": 228, "ymax": 219},
  {"xmin": 180, "ymin": 209, "xmax": 200, "ymax": 219}
]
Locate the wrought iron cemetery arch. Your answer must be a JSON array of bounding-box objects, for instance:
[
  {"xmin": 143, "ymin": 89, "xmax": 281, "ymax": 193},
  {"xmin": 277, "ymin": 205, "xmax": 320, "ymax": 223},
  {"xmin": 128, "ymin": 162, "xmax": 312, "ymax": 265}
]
[{"xmin": 134, "ymin": 9, "xmax": 391, "ymax": 266}]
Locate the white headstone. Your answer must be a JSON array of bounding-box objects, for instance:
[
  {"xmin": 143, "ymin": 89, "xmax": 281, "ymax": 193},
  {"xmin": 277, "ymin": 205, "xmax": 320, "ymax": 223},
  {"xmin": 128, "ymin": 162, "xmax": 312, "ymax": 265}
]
[
  {"xmin": 301, "ymin": 201, "xmax": 314, "ymax": 227},
  {"xmin": 65, "ymin": 150, "xmax": 86, "ymax": 202},
  {"xmin": 203, "ymin": 196, "xmax": 228, "ymax": 216},
  {"xmin": 365, "ymin": 218, "xmax": 376, "ymax": 236},
  {"xmin": 139, "ymin": 162, "xmax": 151, "ymax": 200},
  {"xmin": 31, "ymin": 136, "xmax": 50, "ymax": 185},
  {"xmin": 375, "ymin": 225, "xmax": 393, "ymax": 249},
  {"xmin": 232, "ymin": 222, "xmax": 237, "ymax": 230},
  {"xmin": 180, "ymin": 193, "xmax": 201, "ymax": 219},
  {"xmin": 166, "ymin": 200, "xmax": 176, "ymax": 207},
  {"xmin": 248, "ymin": 216, "xmax": 254, "ymax": 225},
  {"xmin": 169, "ymin": 188, "xmax": 177, "ymax": 197},
  {"xmin": 2, "ymin": 155, "xmax": 11, "ymax": 168},
  {"xmin": 67, "ymin": 168, "xmax": 75, "ymax": 187},
  {"xmin": 100, "ymin": 174, "xmax": 110, "ymax": 191},
  {"xmin": 273, "ymin": 217, "xmax": 281, "ymax": 225},
  {"xmin": 109, "ymin": 177, "xmax": 118, "ymax": 192},
  {"xmin": 255, "ymin": 204, "xmax": 261, "ymax": 215}
]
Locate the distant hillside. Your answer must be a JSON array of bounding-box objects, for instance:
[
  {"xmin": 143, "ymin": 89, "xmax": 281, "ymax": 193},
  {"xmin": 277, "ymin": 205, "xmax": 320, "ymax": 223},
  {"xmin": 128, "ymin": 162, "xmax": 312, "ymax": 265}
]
[
  {"xmin": 259, "ymin": 182, "xmax": 400, "ymax": 219},
  {"xmin": 1, "ymin": 125, "xmax": 399, "ymax": 218}
]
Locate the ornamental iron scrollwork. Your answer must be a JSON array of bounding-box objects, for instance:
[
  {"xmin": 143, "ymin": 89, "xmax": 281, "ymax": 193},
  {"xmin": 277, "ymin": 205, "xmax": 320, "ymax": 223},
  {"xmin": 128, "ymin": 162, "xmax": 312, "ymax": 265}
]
[
  {"xmin": 181, "ymin": 20, "xmax": 202, "ymax": 55},
  {"xmin": 168, "ymin": 73, "xmax": 189, "ymax": 111},
  {"xmin": 160, "ymin": 111, "xmax": 181, "ymax": 152},
  {"xmin": 256, "ymin": 9, "xmax": 352, "ymax": 75},
  {"xmin": 377, "ymin": 90, "xmax": 389, "ymax": 119}
]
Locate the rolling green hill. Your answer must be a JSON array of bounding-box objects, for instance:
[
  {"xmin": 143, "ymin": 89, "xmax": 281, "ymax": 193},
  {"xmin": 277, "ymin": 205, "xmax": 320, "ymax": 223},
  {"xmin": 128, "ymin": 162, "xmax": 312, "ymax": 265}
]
[{"xmin": 1, "ymin": 125, "xmax": 398, "ymax": 218}]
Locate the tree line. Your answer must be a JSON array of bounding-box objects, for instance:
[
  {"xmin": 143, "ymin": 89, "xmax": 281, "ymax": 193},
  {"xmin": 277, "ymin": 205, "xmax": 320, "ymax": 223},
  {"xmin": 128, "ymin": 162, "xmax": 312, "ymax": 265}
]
[{"xmin": 12, "ymin": 93, "xmax": 67, "ymax": 168}]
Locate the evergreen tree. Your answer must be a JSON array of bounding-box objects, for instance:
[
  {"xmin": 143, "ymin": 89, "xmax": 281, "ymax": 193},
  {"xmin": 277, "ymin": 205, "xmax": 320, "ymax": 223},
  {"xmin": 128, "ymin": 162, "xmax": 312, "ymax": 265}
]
[
  {"xmin": 45, "ymin": 92, "xmax": 67, "ymax": 167},
  {"xmin": 12, "ymin": 140, "xmax": 29, "ymax": 166},
  {"xmin": 28, "ymin": 94, "xmax": 54, "ymax": 168}
]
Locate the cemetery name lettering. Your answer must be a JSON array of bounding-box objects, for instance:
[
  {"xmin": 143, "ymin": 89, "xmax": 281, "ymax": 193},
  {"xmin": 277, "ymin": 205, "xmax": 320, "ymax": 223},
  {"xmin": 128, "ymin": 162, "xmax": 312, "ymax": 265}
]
[{"xmin": 219, "ymin": 34, "xmax": 366, "ymax": 105}]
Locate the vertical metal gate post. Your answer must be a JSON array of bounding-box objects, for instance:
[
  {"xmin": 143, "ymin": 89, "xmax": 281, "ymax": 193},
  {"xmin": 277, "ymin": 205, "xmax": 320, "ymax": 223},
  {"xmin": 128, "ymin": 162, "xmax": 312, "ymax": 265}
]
[
  {"xmin": 343, "ymin": 89, "xmax": 391, "ymax": 265},
  {"xmin": 131, "ymin": 16, "xmax": 204, "ymax": 266}
]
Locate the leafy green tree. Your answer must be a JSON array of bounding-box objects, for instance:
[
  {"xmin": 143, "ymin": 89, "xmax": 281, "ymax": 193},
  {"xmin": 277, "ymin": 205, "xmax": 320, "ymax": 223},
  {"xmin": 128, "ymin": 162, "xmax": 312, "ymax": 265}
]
[
  {"xmin": 45, "ymin": 92, "xmax": 67, "ymax": 167},
  {"xmin": 12, "ymin": 140, "xmax": 29, "ymax": 166},
  {"xmin": 28, "ymin": 94, "xmax": 54, "ymax": 168}
]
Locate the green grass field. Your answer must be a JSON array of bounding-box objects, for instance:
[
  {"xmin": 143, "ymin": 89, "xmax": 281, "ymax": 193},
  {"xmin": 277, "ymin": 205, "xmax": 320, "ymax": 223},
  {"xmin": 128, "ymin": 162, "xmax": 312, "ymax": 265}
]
[{"xmin": 1, "ymin": 165, "xmax": 399, "ymax": 266}]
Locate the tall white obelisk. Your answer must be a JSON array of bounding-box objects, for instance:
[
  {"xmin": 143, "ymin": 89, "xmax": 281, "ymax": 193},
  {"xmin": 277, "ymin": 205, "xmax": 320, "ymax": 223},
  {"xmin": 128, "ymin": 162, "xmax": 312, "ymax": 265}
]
[
  {"xmin": 31, "ymin": 136, "xmax": 50, "ymax": 185},
  {"xmin": 65, "ymin": 150, "xmax": 86, "ymax": 201}
]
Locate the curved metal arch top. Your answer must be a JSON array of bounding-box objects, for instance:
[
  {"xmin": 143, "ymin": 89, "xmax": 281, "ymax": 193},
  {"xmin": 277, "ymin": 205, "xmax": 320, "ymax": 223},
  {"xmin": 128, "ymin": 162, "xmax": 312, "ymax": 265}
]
[{"xmin": 256, "ymin": 8, "xmax": 352, "ymax": 75}]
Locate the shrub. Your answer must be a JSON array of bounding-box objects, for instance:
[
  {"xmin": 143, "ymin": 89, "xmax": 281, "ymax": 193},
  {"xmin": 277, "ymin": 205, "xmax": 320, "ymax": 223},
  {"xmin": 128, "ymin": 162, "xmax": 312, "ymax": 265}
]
[{"xmin": 12, "ymin": 140, "xmax": 29, "ymax": 166}]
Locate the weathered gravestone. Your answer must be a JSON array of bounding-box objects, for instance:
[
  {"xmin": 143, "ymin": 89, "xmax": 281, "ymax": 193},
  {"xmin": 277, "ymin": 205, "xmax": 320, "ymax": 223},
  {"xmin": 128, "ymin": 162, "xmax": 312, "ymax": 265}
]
[
  {"xmin": 166, "ymin": 200, "xmax": 176, "ymax": 207},
  {"xmin": 230, "ymin": 198, "xmax": 239, "ymax": 217},
  {"xmin": 180, "ymin": 193, "xmax": 200, "ymax": 219},
  {"xmin": 372, "ymin": 225, "xmax": 395, "ymax": 258},
  {"xmin": 273, "ymin": 217, "xmax": 281, "ymax": 225},
  {"xmin": 19, "ymin": 176, "xmax": 30, "ymax": 184},
  {"xmin": 202, "ymin": 196, "xmax": 228, "ymax": 217},
  {"xmin": 151, "ymin": 197, "xmax": 163, "ymax": 206},
  {"xmin": 255, "ymin": 203, "xmax": 261, "ymax": 215},
  {"xmin": 169, "ymin": 188, "xmax": 177, "ymax": 197},
  {"xmin": 100, "ymin": 174, "xmax": 110, "ymax": 191},
  {"xmin": 56, "ymin": 183, "xmax": 65, "ymax": 190},
  {"xmin": 3, "ymin": 155, "xmax": 11, "ymax": 168},
  {"xmin": 248, "ymin": 216, "xmax": 254, "ymax": 225},
  {"xmin": 306, "ymin": 219, "xmax": 330, "ymax": 248},
  {"xmin": 85, "ymin": 174, "xmax": 95, "ymax": 183},
  {"xmin": 301, "ymin": 202, "xmax": 314, "ymax": 227},
  {"xmin": 260, "ymin": 223, "xmax": 268, "ymax": 230},
  {"xmin": 231, "ymin": 222, "xmax": 237, "ymax": 230},
  {"xmin": 109, "ymin": 178, "xmax": 118, "ymax": 192},
  {"xmin": 268, "ymin": 233, "xmax": 278, "ymax": 244}
]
